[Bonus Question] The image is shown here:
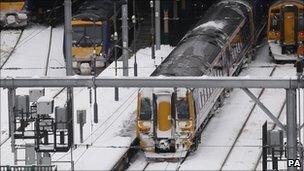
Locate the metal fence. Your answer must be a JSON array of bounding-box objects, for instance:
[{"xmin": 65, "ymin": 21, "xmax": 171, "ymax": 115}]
[{"xmin": 0, "ymin": 165, "xmax": 57, "ymax": 171}]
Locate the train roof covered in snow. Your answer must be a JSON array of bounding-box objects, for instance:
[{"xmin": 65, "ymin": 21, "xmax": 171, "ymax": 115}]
[
  {"xmin": 151, "ymin": 1, "xmax": 248, "ymax": 77},
  {"xmin": 73, "ymin": 0, "xmax": 126, "ymax": 21}
]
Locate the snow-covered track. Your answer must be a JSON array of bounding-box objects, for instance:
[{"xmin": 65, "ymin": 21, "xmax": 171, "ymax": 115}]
[
  {"xmin": 111, "ymin": 138, "xmax": 140, "ymax": 171},
  {"xmin": 253, "ymin": 100, "xmax": 286, "ymax": 170},
  {"xmin": 44, "ymin": 27, "xmax": 53, "ymax": 76},
  {"xmin": 0, "ymin": 29, "xmax": 24, "ymax": 69},
  {"xmin": 218, "ymin": 66, "xmax": 284, "ymax": 170}
]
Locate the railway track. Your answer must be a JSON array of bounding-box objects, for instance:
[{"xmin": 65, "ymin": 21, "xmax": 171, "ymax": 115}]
[
  {"xmin": 0, "ymin": 29, "xmax": 24, "ymax": 69},
  {"xmin": 253, "ymin": 100, "xmax": 286, "ymax": 170},
  {"xmin": 218, "ymin": 66, "xmax": 285, "ymax": 170},
  {"xmin": 43, "ymin": 27, "xmax": 66, "ymax": 99},
  {"xmin": 142, "ymin": 156, "xmax": 187, "ymax": 171}
]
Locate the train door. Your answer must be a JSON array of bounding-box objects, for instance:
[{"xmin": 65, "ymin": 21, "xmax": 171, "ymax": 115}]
[
  {"xmin": 154, "ymin": 93, "xmax": 175, "ymax": 152},
  {"xmin": 282, "ymin": 5, "xmax": 298, "ymax": 53},
  {"xmin": 156, "ymin": 94, "xmax": 172, "ymax": 139}
]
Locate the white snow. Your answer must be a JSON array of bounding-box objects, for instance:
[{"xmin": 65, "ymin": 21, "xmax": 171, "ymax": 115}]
[
  {"xmin": 1, "ymin": 24, "xmax": 174, "ymax": 170},
  {"xmin": 0, "ymin": 30, "xmax": 22, "ymax": 66},
  {"xmin": 194, "ymin": 20, "xmax": 226, "ymax": 31},
  {"xmin": 1, "ymin": 24, "xmax": 299, "ymax": 171},
  {"xmin": 179, "ymin": 41, "xmax": 296, "ymax": 170}
]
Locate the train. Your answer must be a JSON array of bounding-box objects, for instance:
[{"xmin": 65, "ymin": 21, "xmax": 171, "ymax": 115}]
[
  {"xmin": 268, "ymin": 0, "xmax": 304, "ymax": 61},
  {"xmin": 136, "ymin": 0, "xmax": 270, "ymax": 160},
  {"xmin": 26, "ymin": 0, "xmax": 82, "ymax": 25},
  {"xmin": 71, "ymin": 0, "xmax": 124, "ymax": 75},
  {"xmin": 0, "ymin": 0, "xmax": 27, "ymax": 28}
]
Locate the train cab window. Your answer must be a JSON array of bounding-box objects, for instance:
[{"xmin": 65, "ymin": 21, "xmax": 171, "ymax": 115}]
[
  {"xmin": 299, "ymin": 10, "xmax": 304, "ymax": 31},
  {"xmin": 72, "ymin": 24, "xmax": 103, "ymax": 47},
  {"xmin": 176, "ymin": 98, "xmax": 190, "ymax": 120},
  {"xmin": 139, "ymin": 98, "xmax": 152, "ymax": 120},
  {"xmin": 270, "ymin": 12, "xmax": 280, "ymax": 32}
]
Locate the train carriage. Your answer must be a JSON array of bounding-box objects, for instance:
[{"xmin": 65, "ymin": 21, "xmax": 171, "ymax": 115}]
[
  {"xmin": 268, "ymin": 0, "xmax": 304, "ymax": 61},
  {"xmin": 0, "ymin": 0, "xmax": 27, "ymax": 28},
  {"xmin": 26, "ymin": 0, "xmax": 82, "ymax": 25},
  {"xmin": 136, "ymin": 0, "xmax": 269, "ymax": 160},
  {"xmin": 71, "ymin": 0, "xmax": 125, "ymax": 75}
]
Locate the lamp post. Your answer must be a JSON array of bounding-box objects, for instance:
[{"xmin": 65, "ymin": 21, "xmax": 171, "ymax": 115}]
[
  {"xmin": 114, "ymin": 2, "xmax": 119, "ymax": 101},
  {"xmin": 150, "ymin": 0, "xmax": 155, "ymax": 59},
  {"xmin": 132, "ymin": 0, "xmax": 137, "ymax": 76}
]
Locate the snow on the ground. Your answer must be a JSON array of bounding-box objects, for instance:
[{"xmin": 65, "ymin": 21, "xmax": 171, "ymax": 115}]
[
  {"xmin": 127, "ymin": 152, "xmax": 148, "ymax": 170},
  {"xmin": 1, "ymin": 25, "xmax": 174, "ymax": 170},
  {"xmin": 1, "ymin": 26, "xmax": 51, "ymax": 77},
  {"xmin": 52, "ymin": 46, "xmax": 174, "ymax": 170},
  {"xmin": 47, "ymin": 26, "xmax": 66, "ymax": 77},
  {"xmin": 0, "ymin": 30, "xmax": 22, "ymax": 66},
  {"xmin": 1, "ymin": 26, "xmax": 52, "ymax": 147},
  {"xmin": 1, "ymin": 25, "xmax": 299, "ymax": 171},
  {"xmin": 179, "ymin": 66, "xmax": 274, "ymax": 170},
  {"xmin": 222, "ymin": 66, "xmax": 294, "ymax": 170},
  {"xmin": 179, "ymin": 41, "xmax": 296, "ymax": 170}
]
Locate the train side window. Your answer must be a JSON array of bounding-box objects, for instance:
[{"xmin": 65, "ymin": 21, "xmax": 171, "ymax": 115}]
[
  {"xmin": 176, "ymin": 98, "xmax": 190, "ymax": 120},
  {"xmin": 139, "ymin": 98, "xmax": 152, "ymax": 120},
  {"xmin": 299, "ymin": 10, "xmax": 304, "ymax": 31},
  {"xmin": 199, "ymin": 91, "xmax": 204, "ymax": 107}
]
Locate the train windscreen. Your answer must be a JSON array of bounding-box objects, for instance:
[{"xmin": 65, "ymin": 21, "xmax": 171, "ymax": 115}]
[
  {"xmin": 72, "ymin": 25, "xmax": 103, "ymax": 47},
  {"xmin": 139, "ymin": 98, "xmax": 152, "ymax": 120},
  {"xmin": 299, "ymin": 10, "xmax": 304, "ymax": 32},
  {"xmin": 270, "ymin": 9, "xmax": 280, "ymax": 32},
  {"xmin": 176, "ymin": 99, "xmax": 190, "ymax": 120}
]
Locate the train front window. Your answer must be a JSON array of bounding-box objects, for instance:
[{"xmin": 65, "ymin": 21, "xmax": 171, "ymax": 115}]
[
  {"xmin": 270, "ymin": 9, "xmax": 281, "ymax": 31},
  {"xmin": 176, "ymin": 99, "xmax": 189, "ymax": 120},
  {"xmin": 299, "ymin": 10, "xmax": 304, "ymax": 31},
  {"xmin": 140, "ymin": 98, "xmax": 152, "ymax": 120},
  {"xmin": 270, "ymin": 13, "xmax": 280, "ymax": 31},
  {"xmin": 72, "ymin": 24, "xmax": 103, "ymax": 47}
]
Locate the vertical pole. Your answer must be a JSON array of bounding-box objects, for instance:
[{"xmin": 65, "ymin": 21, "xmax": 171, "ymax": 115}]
[
  {"xmin": 64, "ymin": 0, "xmax": 74, "ymax": 170},
  {"xmin": 150, "ymin": 0, "xmax": 155, "ymax": 59},
  {"xmin": 286, "ymin": 88, "xmax": 297, "ymax": 171},
  {"xmin": 262, "ymin": 121, "xmax": 267, "ymax": 171},
  {"xmin": 93, "ymin": 79, "xmax": 98, "ymax": 123},
  {"xmin": 122, "ymin": 2, "xmax": 129, "ymax": 76},
  {"xmin": 155, "ymin": 0, "xmax": 161, "ymax": 50},
  {"xmin": 64, "ymin": 0, "xmax": 73, "ymax": 76},
  {"xmin": 8, "ymin": 88, "xmax": 17, "ymax": 165},
  {"xmin": 132, "ymin": 0, "xmax": 138, "ymax": 77},
  {"xmin": 114, "ymin": 2, "xmax": 119, "ymax": 101},
  {"xmin": 79, "ymin": 124, "xmax": 83, "ymax": 143},
  {"xmin": 163, "ymin": 9, "xmax": 169, "ymax": 44},
  {"xmin": 173, "ymin": 0, "xmax": 178, "ymax": 20}
]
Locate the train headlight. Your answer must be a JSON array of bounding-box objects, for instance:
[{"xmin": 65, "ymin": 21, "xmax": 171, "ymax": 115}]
[
  {"xmin": 269, "ymin": 31, "xmax": 280, "ymax": 41},
  {"xmin": 178, "ymin": 121, "xmax": 193, "ymax": 131},
  {"xmin": 137, "ymin": 121, "xmax": 151, "ymax": 133}
]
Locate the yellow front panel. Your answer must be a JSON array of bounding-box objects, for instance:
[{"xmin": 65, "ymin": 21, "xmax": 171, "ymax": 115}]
[
  {"xmin": 0, "ymin": 2, "xmax": 24, "ymax": 11},
  {"xmin": 157, "ymin": 102, "xmax": 171, "ymax": 131},
  {"xmin": 284, "ymin": 12, "xmax": 295, "ymax": 45},
  {"xmin": 71, "ymin": 20, "xmax": 102, "ymax": 26},
  {"xmin": 72, "ymin": 46, "xmax": 102, "ymax": 60}
]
